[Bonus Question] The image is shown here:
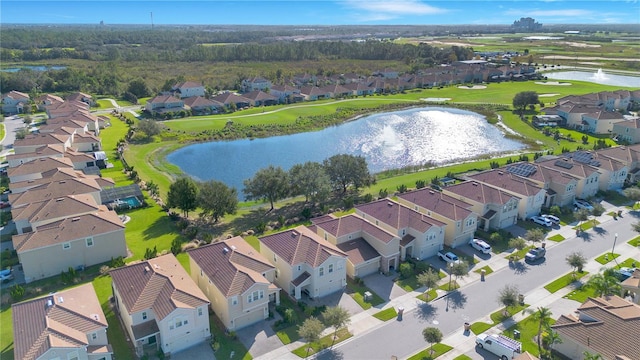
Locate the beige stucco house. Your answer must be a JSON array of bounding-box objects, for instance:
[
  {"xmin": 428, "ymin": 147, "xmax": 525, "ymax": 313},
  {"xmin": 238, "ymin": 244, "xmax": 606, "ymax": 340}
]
[
  {"xmin": 12, "ymin": 283, "xmax": 113, "ymax": 360},
  {"xmin": 311, "ymin": 213, "xmax": 399, "ymax": 277},
  {"xmin": 2, "ymin": 90, "xmax": 30, "ymax": 114},
  {"xmin": 355, "ymin": 199, "xmax": 446, "ymax": 259},
  {"xmin": 551, "ymin": 296, "xmax": 639, "ymax": 360},
  {"xmin": 13, "ymin": 207, "xmax": 126, "ymax": 283},
  {"xmin": 621, "ymin": 269, "xmax": 640, "ymax": 305},
  {"xmin": 110, "ymin": 254, "xmax": 211, "ymax": 357},
  {"xmin": 259, "ymin": 225, "xmax": 348, "ymax": 300},
  {"xmin": 396, "ymin": 188, "xmax": 478, "ymax": 249},
  {"xmin": 188, "ymin": 236, "xmax": 281, "ymax": 331}
]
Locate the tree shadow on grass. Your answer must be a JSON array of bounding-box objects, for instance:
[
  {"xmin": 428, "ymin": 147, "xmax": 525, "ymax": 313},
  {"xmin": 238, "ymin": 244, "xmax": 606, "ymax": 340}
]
[{"xmin": 141, "ymin": 215, "xmax": 181, "ymax": 241}]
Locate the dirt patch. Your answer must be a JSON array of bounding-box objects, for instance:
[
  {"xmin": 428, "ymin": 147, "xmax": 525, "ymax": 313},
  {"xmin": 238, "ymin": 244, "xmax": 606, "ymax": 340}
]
[
  {"xmin": 422, "ymin": 97, "xmax": 452, "ymax": 102},
  {"xmin": 539, "ymin": 93, "xmax": 560, "ymax": 97},
  {"xmin": 457, "ymin": 85, "xmax": 487, "ymax": 89},
  {"xmin": 535, "ymin": 81, "xmax": 572, "ymax": 86},
  {"xmin": 558, "ymin": 41, "xmax": 601, "ymax": 48}
]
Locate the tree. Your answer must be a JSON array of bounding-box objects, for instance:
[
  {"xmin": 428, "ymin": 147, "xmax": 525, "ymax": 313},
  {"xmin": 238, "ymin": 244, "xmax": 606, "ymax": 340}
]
[
  {"xmin": 512, "ymin": 91, "xmax": 539, "ymax": 113},
  {"xmin": 137, "ymin": 119, "xmax": 162, "ymax": 138},
  {"xmin": 543, "ymin": 329, "xmax": 562, "ymax": 353},
  {"xmin": 167, "ymin": 177, "xmax": 199, "ymax": 217},
  {"xmin": 498, "ymin": 284, "xmax": 520, "ymax": 317},
  {"xmin": 575, "ymin": 208, "xmax": 590, "ymax": 230},
  {"xmin": 583, "ymin": 351, "xmax": 604, "ymax": 360},
  {"xmin": 508, "ymin": 237, "xmax": 527, "ymax": 252},
  {"xmin": 522, "ymin": 306, "xmax": 553, "ymax": 355},
  {"xmin": 298, "ymin": 317, "xmax": 324, "ymax": 358},
  {"xmin": 146, "ymin": 180, "xmax": 159, "ymax": 198},
  {"xmin": 633, "ymin": 220, "xmax": 640, "ymax": 235},
  {"xmin": 243, "ymin": 165, "xmax": 289, "ymax": 211},
  {"xmin": 565, "ymin": 251, "xmax": 587, "ymax": 277},
  {"xmin": 197, "ymin": 180, "xmax": 238, "ymax": 222},
  {"xmin": 623, "ymin": 187, "xmax": 640, "ymax": 206},
  {"xmin": 416, "ymin": 268, "xmax": 440, "ymax": 299},
  {"xmin": 586, "ymin": 272, "xmax": 622, "ymax": 297},
  {"xmin": 323, "ymin": 154, "xmax": 371, "ymax": 194},
  {"xmin": 127, "ymin": 78, "xmax": 151, "ymax": 98},
  {"xmin": 422, "ymin": 327, "xmax": 443, "ymax": 356},
  {"xmin": 450, "ymin": 260, "xmax": 470, "ymax": 288},
  {"xmin": 15, "ymin": 127, "xmax": 29, "ymax": 140},
  {"xmin": 289, "ymin": 161, "xmax": 331, "ymax": 204},
  {"xmin": 524, "ymin": 228, "xmax": 545, "ymax": 245},
  {"xmin": 321, "ymin": 306, "xmax": 351, "ymax": 346}
]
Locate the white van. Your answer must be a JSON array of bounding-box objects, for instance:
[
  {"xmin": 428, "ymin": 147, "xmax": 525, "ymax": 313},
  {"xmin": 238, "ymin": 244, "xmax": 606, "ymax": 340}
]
[{"xmin": 476, "ymin": 333, "xmax": 522, "ymax": 360}]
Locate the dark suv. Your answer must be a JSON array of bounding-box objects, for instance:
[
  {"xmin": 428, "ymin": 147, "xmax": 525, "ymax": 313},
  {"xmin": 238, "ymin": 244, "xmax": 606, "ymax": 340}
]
[{"xmin": 525, "ymin": 247, "xmax": 546, "ymax": 262}]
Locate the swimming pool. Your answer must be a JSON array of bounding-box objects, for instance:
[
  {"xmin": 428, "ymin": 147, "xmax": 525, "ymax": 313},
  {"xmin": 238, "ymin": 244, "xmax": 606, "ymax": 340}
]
[{"xmin": 122, "ymin": 196, "xmax": 142, "ymax": 208}]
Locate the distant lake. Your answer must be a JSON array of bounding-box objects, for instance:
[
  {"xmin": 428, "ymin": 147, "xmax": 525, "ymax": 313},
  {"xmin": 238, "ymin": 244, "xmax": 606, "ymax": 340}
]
[
  {"xmin": 1, "ymin": 65, "xmax": 67, "ymax": 73},
  {"xmin": 545, "ymin": 70, "xmax": 639, "ymax": 87},
  {"xmin": 167, "ymin": 107, "xmax": 526, "ymax": 196}
]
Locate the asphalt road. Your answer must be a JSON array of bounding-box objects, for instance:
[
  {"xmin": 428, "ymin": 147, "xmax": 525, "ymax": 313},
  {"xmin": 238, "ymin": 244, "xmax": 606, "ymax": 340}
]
[{"xmin": 317, "ymin": 212, "xmax": 639, "ymax": 360}]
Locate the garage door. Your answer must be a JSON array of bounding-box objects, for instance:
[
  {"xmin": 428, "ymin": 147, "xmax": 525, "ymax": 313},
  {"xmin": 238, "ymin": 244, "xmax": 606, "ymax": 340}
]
[
  {"xmin": 234, "ymin": 306, "xmax": 267, "ymax": 330},
  {"xmin": 317, "ymin": 280, "xmax": 343, "ymax": 298},
  {"xmin": 168, "ymin": 333, "xmax": 204, "ymax": 354},
  {"xmin": 356, "ymin": 261, "xmax": 379, "ymax": 278}
]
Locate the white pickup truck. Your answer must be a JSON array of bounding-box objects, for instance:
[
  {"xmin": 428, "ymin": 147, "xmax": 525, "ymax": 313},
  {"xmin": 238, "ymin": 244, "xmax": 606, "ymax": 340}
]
[
  {"xmin": 476, "ymin": 333, "xmax": 522, "ymax": 360},
  {"xmin": 438, "ymin": 251, "xmax": 461, "ymax": 264}
]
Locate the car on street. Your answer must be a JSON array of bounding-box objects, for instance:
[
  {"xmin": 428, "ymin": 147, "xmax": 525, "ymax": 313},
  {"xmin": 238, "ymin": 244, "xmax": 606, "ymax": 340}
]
[
  {"xmin": 530, "ymin": 215, "xmax": 552, "ymax": 227},
  {"xmin": 0, "ymin": 268, "xmax": 14, "ymax": 283},
  {"xmin": 541, "ymin": 214, "xmax": 560, "ymax": 225},
  {"xmin": 573, "ymin": 199, "xmax": 594, "ymax": 211},
  {"xmin": 470, "ymin": 238, "xmax": 492, "ymax": 254},
  {"xmin": 525, "ymin": 247, "xmax": 546, "ymax": 262},
  {"xmin": 613, "ymin": 267, "xmax": 636, "ymax": 281}
]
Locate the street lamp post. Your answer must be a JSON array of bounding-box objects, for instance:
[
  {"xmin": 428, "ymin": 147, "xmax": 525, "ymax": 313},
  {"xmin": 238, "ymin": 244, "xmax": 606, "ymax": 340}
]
[
  {"xmin": 446, "ymin": 262, "xmax": 453, "ymax": 312},
  {"xmin": 612, "ymin": 233, "xmax": 619, "ymax": 265}
]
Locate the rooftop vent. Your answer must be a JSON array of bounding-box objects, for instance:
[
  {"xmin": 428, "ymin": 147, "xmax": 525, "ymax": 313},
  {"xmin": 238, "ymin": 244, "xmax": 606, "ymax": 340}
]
[
  {"xmin": 230, "ymin": 245, "xmax": 237, "ymax": 251},
  {"xmin": 144, "ymin": 266, "xmax": 150, "ymax": 273},
  {"xmin": 223, "ymin": 247, "xmax": 229, "ymax": 254},
  {"xmin": 387, "ymin": 202, "xmax": 394, "ymax": 206},
  {"xmin": 291, "ymin": 231, "xmax": 298, "ymax": 237},
  {"xmin": 58, "ymin": 296, "xmax": 64, "ymax": 303},
  {"xmin": 46, "ymin": 299, "xmax": 53, "ymax": 308}
]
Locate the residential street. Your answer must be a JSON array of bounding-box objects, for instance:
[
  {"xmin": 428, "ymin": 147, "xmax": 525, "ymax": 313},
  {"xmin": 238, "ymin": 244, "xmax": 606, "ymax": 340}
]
[{"xmin": 255, "ymin": 205, "xmax": 640, "ymax": 360}]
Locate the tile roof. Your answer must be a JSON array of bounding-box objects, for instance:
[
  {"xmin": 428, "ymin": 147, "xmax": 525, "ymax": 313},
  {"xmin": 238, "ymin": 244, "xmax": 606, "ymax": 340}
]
[
  {"xmin": 173, "ymin": 81, "xmax": 203, "ymax": 89},
  {"xmin": 110, "ymin": 254, "xmax": 209, "ymax": 320},
  {"xmin": 445, "ymin": 181, "xmax": 522, "ymax": 205},
  {"xmin": 9, "ymin": 177, "xmax": 101, "ymax": 207},
  {"xmin": 11, "ymin": 193, "xmax": 100, "ymax": 226},
  {"xmin": 242, "ymin": 90, "xmax": 278, "ymax": 101},
  {"xmin": 211, "ymin": 92, "xmax": 252, "ymax": 105},
  {"xmin": 356, "ymin": 198, "xmax": 446, "ymax": 233},
  {"xmin": 6, "ymin": 144, "xmax": 65, "ymax": 161},
  {"xmin": 4, "ymin": 90, "xmax": 30, "ymax": 100},
  {"xmin": 147, "ymin": 95, "xmax": 182, "ymax": 104},
  {"xmin": 183, "ymin": 96, "xmax": 222, "ymax": 108},
  {"xmin": 335, "ymin": 238, "xmax": 380, "ymax": 265},
  {"xmin": 551, "ymin": 296, "xmax": 640, "ymax": 360},
  {"xmin": 467, "ymin": 169, "xmax": 544, "ymax": 197},
  {"xmin": 12, "ymin": 206, "xmax": 123, "ymax": 252},
  {"xmin": 7, "ymin": 157, "xmax": 73, "ymax": 178},
  {"xmin": 9, "ymin": 167, "xmax": 113, "ymax": 192},
  {"xmin": 188, "ymin": 236, "xmax": 275, "ymax": 297},
  {"xmin": 312, "ymin": 214, "xmax": 397, "ymax": 244},
  {"xmin": 397, "ymin": 188, "xmax": 474, "ymax": 221},
  {"xmin": 259, "ymin": 225, "xmax": 347, "ymax": 267},
  {"xmin": 537, "ymin": 157, "xmax": 600, "ymax": 179},
  {"xmin": 12, "ymin": 283, "xmax": 108, "ymax": 360},
  {"xmin": 12, "ymin": 133, "xmax": 70, "ymax": 149}
]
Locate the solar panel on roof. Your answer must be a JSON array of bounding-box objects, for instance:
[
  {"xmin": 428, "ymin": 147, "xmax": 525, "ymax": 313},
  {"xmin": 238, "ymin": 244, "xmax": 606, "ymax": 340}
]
[
  {"xmin": 506, "ymin": 163, "xmax": 536, "ymax": 177},
  {"xmin": 554, "ymin": 159, "xmax": 574, "ymax": 169}
]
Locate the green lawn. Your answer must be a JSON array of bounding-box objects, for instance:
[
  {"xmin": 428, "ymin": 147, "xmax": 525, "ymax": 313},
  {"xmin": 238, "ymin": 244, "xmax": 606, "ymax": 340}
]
[
  {"xmin": 0, "ymin": 305, "xmax": 14, "ymax": 360},
  {"xmin": 505, "ymin": 246, "xmax": 534, "ymax": 261},
  {"xmin": 469, "ymin": 321, "xmax": 493, "ymax": 335},
  {"xmin": 373, "ymin": 307, "xmax": 398, "ymax": 321},
  {"xmin": 564, "ymin": 285, "xmax": 598, "ymax": 303},
  {"xmin": 547, "ymin": 234, "xmax": 565, "ymax": 242},
  {"xmin": 346, "ymin": 278, "xmax": 385, "ymax": 309},
  {"xmin": 407, "ymin": 343, "xmax": 453, "ymax": 360},
  {"xmin": 628, "ymin": 236, "xmax": 640, "ymax": 247},
  {"xmin": 490, "ymin": 304, "xmax": 528, "ymax": 324},
  {"xmin": 291, "ymin": 328, "xmax": 352, "ymax": 358},
  {"xmin": 438, "ymin": 280, "xmax": 460, "ymax": 292},
  {"xmin": 544, "ymin": 271, "xmax": 588, "ymax": 293},
  {"xmin": 275, "ymin": 324, "xmax": 301, "ymax": 345},
  {"xmin": 503, "ymin": 314, "xmax": 556, "ymax": 356},
  {"xmin": 595, "ymin": 253, "xmax": 620, "ymax": 265},
  {"xmin": 453, "ymin": 355, "xmax": 473, "ymax": 360},
  {"xmin": 473, "ymin": 265, "xmax": 493, "ymax": 276},
  {"xmin": 416, "ymin": 289, "xmax": 439, "ymax": 303}
]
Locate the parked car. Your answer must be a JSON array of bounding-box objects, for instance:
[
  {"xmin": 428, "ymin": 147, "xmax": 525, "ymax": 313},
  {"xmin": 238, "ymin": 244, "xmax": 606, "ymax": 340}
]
[
  {"xmin": 476, "ymin": 333, "xmax": 522, "ymax": 360},
  {"xmin": 470, "ymin": 238, "xmax": 492, "ymax": 254},
  {"xmin": 530, "ymin": 216, "xmax": 552, "ymax": 227},
  {"xmin": 613, "ymin": 267, "xmax": 636, "ymax": 281},
  {"xmin": 541, "ymin": 214, "xmax": 560, "ymax": 225},
  {"xmin": 0, "ymin": 268, "xmax": 14, "ymax": 283},
  {"xmin": 0, "ymin": 201, "xmax": 10, "ymax": 209},
  {"xmin": 525, "ymin": 247, "xmax": 546, "ymax": 262},
  {"xmin": 438, "ymin": 251, "xmax": 461, "ymax": 264},
  {"xmin": 573, "ymin": 199, "xmax": 594, "ymax": 211}
]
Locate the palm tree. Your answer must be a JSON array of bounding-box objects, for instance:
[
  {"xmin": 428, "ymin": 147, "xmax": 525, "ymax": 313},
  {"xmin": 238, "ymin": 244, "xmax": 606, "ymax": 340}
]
[
  {"xmin": 587, "ymin": 272, "xmax": 622, "ymax": 297},
  {"xmin": 544, "ymin": 329, "xmax": 562, "ymax": 353},
  {"xmin": 522, "ymin": 306, "xmax": 553, "ymax": 355}
]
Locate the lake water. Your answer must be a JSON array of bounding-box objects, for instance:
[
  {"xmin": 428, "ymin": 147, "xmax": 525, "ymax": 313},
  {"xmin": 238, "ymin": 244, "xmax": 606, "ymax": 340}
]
[
  {"xmin": 545, "ymin": 70, "xmax": 639, "ymax": 87},
  {"xmin": 167, "ymin": 107, "xmax": 526, "ymax": 194},
  {"xmin": 1, "ymin": 65, "xmax": 67, "ymax": 73}
]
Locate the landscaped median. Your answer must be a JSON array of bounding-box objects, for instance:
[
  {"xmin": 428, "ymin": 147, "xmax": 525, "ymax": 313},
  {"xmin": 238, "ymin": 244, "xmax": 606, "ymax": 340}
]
[
  {"xmin": 291, "ymin": 328, "xmax": 352, "ymax": 358},
  {"xmin": 468, "ymin": 303, "xmax": 529, "ymax": 336},
  {"xmin": 543, "ymin": 271, "xmax": 588, "ymax": 293},
  {"xmin": 407, "ymin": 343, "xmax": 453, "ymax": 360}
]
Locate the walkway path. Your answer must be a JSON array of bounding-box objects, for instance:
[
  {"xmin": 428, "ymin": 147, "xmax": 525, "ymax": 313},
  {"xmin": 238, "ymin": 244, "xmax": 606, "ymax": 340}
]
[{"xmin": 255, "ymin": 204, "xmax": 640, "ymax": 360}]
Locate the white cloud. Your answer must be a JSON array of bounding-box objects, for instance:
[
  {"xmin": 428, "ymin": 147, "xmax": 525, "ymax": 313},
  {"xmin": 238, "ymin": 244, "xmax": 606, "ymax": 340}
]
[{"xmin": 342, "ymin": 0, "xmax": 448, "ymax": 15}]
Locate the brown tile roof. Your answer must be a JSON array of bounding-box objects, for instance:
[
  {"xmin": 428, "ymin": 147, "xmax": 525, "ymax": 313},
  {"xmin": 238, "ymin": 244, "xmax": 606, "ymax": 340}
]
[
  {"xmin": 467, "ymin": 169, "xmax": 544, "ymax": 197},
  {"xmin": 445, "ymin": 181, "xmax": 521, "ymax": 205},
  {"xmin": 9, "ymin": 177, "xmax": 101, "ymax": 207},
  {"xmin": 356, "ymin": 198, "xmax": 446, "ymax": 233},
  {"xmin": 312, "ymin": 214, "xmax": 397, "ymax": 244},
  {"xmin": 596, "ymin": 145, "xmax": 640, "ymax": 165},
  {"xmin": 537, "ymin": 157, "xmax": 600, "ymax": 179},
  {"xmin": 211, "ymin": 92, "xmax": 251, "ymax": 105},
  {"xmin": 12, "ymin": 283, "xmax": 107, "ymax": 360},
  {"xmin": 397, "ymin": 188, "xmax": 474, "ymax": 221},
  {"xmin": 183, "ymin": 96, "xmax": 222, "ymax": 108},
  {"xmin": 148, "ymin": 94, "xmax": 182, "ymax": 104},
  {"xmin": 259, "ymin": 225, "xmax": 347, "ymax": 267},
  {"xmin": 621, "ymin": 269, "xmax": 640, "ymax": 290},
  {"xmin": 110, "ymin": 254, "xmax": 209, "ymax": 320},
  {"xmin": 4, "ymin": 90, "xmax": 29, "ymax": 100},
  {"xmin": 335, "ymin": 238, "xmax": 380, "ymax": 265},
  {"xmin": 11, "ymin": 193, "xmax": 100, "ymax": 226},
  {"xmin": 66, "ymin": 92, "xmax": 93, "ymax": 102},
  {"xmin": 12, "ymin": 206, "xmax": 123, "ymax": 252},
  {"xmin": 551, "ymin": 296, "xmax": 640, "ymax": 360},
  {"xmin": 13, "ymin": 132, "xmax": 70, "ymax": 148},
  {"xmin": 242, "ymin": 90, "xmax": 278, "ymax": 101},
  {"xmin": 188, "ymin": 236, "xmax": 275, "ymax": 297},
  {"xmin": 9, "ymin": 167, "xmax": 113, "ymax": 192},
  {"xmin": 173, "ymin": 81, "xmax": 203, "ymax": 89},
  {"xmin": 7, "ymin": 157, "xmax": 73, "ymax": 178},
  {"xmin": 6, "ymin": 144, "xmax": 65, "ymax": 162}
]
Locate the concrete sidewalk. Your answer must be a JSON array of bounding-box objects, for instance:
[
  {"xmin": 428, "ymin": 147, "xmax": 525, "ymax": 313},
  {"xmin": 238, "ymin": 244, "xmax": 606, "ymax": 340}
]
[{"xmin": 255, "ymin": 205, "xmax": 640, "ymax": 360}]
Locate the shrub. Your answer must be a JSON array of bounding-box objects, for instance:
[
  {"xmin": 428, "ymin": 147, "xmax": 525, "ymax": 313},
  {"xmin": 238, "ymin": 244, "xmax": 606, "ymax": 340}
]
[
  {"xmin": 184, "ymin": 226, "xmax": 198, "ymax": 239},
  {"xmin": 396, "ymin": 184, "xmax": 408, "ymax": 193},
  {"xmin": 378, "ymin": 188, "xmax": 389, "ymax": 198},
  {"xmin": 110, "ymin": 256, "xmax": 125, "ymax": 268},
  {"xmin": 399, "ymin": 262, "xmax": 413, "ymax": 279},
  {"xmin": 10, "ymin": 284, "xmax": 25, "ymax": 301},
  {"xmin": 171, "ymin": 238, "xmax": 182, "ymax": 255},
  {"xmin": 177, "ymin": 219, "xmax": 190, "ymax": 230}
]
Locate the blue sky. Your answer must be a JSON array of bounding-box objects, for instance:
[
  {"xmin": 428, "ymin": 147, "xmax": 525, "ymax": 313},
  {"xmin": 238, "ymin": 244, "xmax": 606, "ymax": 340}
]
[{"xmin": 1, "ymin": 1, "xmax": 637, "ymax": 25}]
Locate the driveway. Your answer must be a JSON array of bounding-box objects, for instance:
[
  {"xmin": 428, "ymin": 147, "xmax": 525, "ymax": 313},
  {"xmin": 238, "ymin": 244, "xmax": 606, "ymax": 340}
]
[
  {"xmin": 170, "ymin": 342, "xmax": 216, "ymax": 360},
  {"xmin": 236, "ymin": 314, "xmax": 286, "ymax": 358},
  {"xmin": 362, "ymin": 271, "xmax": 407, "ymax": 303}
]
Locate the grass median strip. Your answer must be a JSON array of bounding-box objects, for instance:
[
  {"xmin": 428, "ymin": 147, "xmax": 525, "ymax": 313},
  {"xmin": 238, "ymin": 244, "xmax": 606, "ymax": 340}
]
[
  {"xmin": 407, "ymin": 343, "xmax": 453, "ymax": 360},
  {"xmin": 544, "ymin": 271, "xmax": 588, "ymax": 293},
  {"xmin": 373, "ymin": 307, "xmax": 398, "ymax": 321},
  {"xmin": 595, "ymin": 253, "xmax": 620, "ymax": 264},
  {"xmin": 291, "ymin": 328, "xmax": 352, "ymax": 358}
]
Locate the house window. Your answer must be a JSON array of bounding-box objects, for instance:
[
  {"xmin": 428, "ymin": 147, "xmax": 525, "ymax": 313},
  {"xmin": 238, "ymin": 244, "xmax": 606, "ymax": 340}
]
[
  {"xmin": 91, "ymin": 332, "xmax": 97, "ymax": 340},
  {"xmin": 62, "ymin": 242, "xmax": 70, "ymax": 250},
  {"xmin": 247, "ymin": 290, "xmax": 264, "ymax": 303},
  {"xmin": 142, "ymin": 312, "xmax": 147, "ymax": 320},
  {"xmin": 231, "ymin": 296, "xmax": 238, "ymax": 305},
  {"xmin": 297, "ymin": 265, "xmax": 301, "ymax": 271},
  {"xmin": 319, "ymin": 267, "xmax": 324, "ymax": 277},
  {"xmin": 329, "ymin": 264, "xmax": 333, "ymax": 273},
  {"xmin": 198, "ymin": 307, "xmax": 203, "ymax": 316},
  {"xmin": 86, "ymin": 237, "xmax": 94, "ymax": 247}
]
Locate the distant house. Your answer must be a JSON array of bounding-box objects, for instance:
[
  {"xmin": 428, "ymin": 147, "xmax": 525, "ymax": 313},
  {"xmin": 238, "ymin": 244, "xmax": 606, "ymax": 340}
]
[
  {"xmin": 551, "ymin": 296, "xmax": 640, "ymax": 360},
  {"xmin": 12, "ymin": 283, "xmax": 113, "ymax": 360},
  {"xmin": 211, "ymin": 92, "xmax": 251, "ymax": 109},
  {"xmin": 269, "ymin": 84, "xmax": 302, "ymax": 103},
  {"xmin": 6, "ymin": 144, "xmax": 66, "ymax": 168},
  {"xmin": 2, "ymin": 90, "xmax": 30, "ymax": 114},
  {"xmin": 613, "ymin": 118, "xmax": 640, "ymax": 144},
  {"xmin": 259, "ymin": 225, "xmax": 348, "ymax": 300},
  {"xmin": 145, "ymin": 95, "xmax": 185, "ymax": 113},
  {"xmin": 35, "ymin": 93, "xmax": 64, "ymax": 111},
  {"xmin": 622, "ymin": 269, "xmax": 640, "ymax": 304},
  {"xmin": 188, "ymin": 236, "xmax": 280, "ymax": 331},
  {"xmin": 67, "ymin": 91, "xmax": 95, "ymax": 106},
  {"xmin": 183, "ymin": 96, "xmax": 223, "ymax": 115},
  {"xmin": 110, "ymin": 254, "xmax": 211, "ymax": 357},
  {"xmin": 242, "ymin": 90, "xmax": 279, "ymax": 106},
  {"xmin": 241, "ymin": 77, "xmax": 272, "ymax": 93},
  {"xmin": 7, "ymin": 156, "xmax": 74, "ymax": 183},
  {"xmin": 171, "ymin": 81, "xmax": 206, "ymax": 98}
]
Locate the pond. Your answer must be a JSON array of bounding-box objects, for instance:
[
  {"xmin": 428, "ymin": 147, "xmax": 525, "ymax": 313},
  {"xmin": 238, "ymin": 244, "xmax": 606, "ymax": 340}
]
[
  {"xmin": 1, "ymin": 65, "xmax": 67, "ymax": 73},
  {"xmin": 544, "ymin": 70, "xmax": 639, "ymax": 87},
  {"xmin": 167, "ymin": 107, "xmax": 526, "ymax": 196}
]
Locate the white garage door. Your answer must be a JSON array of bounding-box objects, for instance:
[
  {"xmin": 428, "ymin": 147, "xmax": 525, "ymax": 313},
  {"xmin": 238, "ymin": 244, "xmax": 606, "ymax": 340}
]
[
  {"xmin": 356, "ymin": 261, "xmax": 379, "ymax": 278},
  {"xmin": 234, "ymin": 306, "xmax": 266, "ymax": 330}
]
